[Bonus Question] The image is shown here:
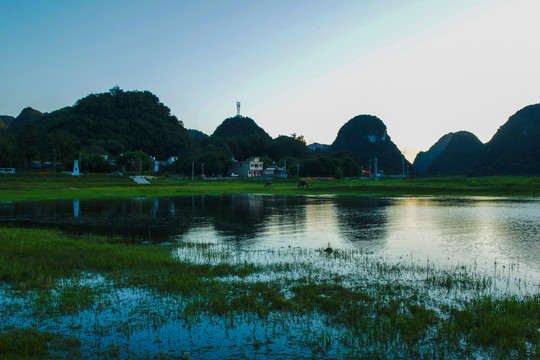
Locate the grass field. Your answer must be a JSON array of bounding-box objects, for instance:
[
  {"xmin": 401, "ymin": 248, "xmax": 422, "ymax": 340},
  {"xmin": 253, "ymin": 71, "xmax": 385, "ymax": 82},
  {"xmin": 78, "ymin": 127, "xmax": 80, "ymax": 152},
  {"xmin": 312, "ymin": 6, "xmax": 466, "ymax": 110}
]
[{"xmin": 1, "ymin": 173, "xmax": 539, "ymax": 202}]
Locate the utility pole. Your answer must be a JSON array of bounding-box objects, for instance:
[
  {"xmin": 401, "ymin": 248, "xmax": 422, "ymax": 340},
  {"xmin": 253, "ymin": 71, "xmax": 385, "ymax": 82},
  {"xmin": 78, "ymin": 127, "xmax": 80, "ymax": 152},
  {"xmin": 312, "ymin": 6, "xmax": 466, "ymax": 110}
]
[{"xmin": 192, "ymin": 161, "xmax": 194, "ymax": 181}]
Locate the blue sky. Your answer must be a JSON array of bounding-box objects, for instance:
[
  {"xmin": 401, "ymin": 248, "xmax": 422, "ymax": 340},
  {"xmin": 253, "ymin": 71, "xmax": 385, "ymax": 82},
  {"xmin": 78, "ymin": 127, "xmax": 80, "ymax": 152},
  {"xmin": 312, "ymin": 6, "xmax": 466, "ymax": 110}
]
[{"xmin": 2, "ymin": 0, "xmax": 540, "ymax": 160}]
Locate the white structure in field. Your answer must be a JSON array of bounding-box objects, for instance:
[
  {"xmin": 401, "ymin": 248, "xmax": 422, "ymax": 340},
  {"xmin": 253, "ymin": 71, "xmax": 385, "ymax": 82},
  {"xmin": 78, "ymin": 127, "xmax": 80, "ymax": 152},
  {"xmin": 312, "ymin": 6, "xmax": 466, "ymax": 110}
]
[{"xmin": 73, "ymin": 160, "xmax": 80, "ymax": 176}]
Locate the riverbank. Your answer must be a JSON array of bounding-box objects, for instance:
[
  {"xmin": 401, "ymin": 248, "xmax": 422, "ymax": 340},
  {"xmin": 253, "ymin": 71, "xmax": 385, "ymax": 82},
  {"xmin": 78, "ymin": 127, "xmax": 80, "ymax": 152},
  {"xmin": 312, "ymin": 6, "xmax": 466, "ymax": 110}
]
[
  {"xmin": 0, "ymin": 227, "xmax": 538, "ymax": 359},
  {"xmin": 1, "ymin": 174, "xmax": 539, "ymax": 202}
]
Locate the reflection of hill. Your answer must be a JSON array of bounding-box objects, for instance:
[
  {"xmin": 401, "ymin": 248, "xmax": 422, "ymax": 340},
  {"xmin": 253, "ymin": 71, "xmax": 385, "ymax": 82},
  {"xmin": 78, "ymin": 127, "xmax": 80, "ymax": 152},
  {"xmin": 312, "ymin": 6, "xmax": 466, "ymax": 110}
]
[
  {"xmin": 0, "ymin": 195, "xmax": 308, "ymax": 246},
  {"xmin": 0, "ymin": 197, "xmax": 196, "ymax": 242},
  {"xmin": 205, "ymin": 195, "xmax": 307, "ymax": 245},
  {"xmin": 334, "ymin": 197, "xmax": 390, "ymax": 248},
  {"xmin": 205, "ymin": 195, "xmax": 264, "ymax": 241}
]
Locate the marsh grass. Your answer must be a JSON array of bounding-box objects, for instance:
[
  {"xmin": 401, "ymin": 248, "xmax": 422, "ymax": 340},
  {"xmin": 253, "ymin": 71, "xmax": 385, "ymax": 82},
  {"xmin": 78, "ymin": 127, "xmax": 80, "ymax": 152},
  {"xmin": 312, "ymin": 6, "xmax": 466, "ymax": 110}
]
[
  {"xmin": 0, "ymin": 228, "xmax": 258, "ymax": 293},
  {"xmin": 0, "ymin": 328, "xmax": 81, "ymax": 359},
  {"xmin": 0, "ymin": 227, "xmax": 538, "ymax": 359},
  {"xmin": 33, "ymin": 283, "xmax": 98, "ymax": 315}
]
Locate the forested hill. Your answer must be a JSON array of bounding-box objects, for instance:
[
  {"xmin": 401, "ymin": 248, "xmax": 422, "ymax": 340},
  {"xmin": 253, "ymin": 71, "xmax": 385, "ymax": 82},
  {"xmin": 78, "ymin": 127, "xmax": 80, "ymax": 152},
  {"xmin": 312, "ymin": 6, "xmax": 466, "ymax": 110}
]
[
  {"xmin": 413, "ymin": 133, "xmax": 453, "ymax": 173},
  {"xmin": 330, "ymin": 115, "xmax": 408, "ymax": 173},
  {"xmin": 9, "ymin": 107, "xmax": 44, "ymax": 129},
  {"xmin": 5, "ymin": 87, "xmax": 192, "ymax": 160},
  {"xmin": 424, "ymin": 131, "xmax": 484, "ymax": 176},
  {"xmin": 464, "ymin": 103, "xmax": 540, "ymax": 175},
  {"xmin": 212, "ymin": 116, "xmax": 271, "ymax": 139},
  {"xmin": 413, "ymin": 131, "xmax": 484, "ymax": 175}
]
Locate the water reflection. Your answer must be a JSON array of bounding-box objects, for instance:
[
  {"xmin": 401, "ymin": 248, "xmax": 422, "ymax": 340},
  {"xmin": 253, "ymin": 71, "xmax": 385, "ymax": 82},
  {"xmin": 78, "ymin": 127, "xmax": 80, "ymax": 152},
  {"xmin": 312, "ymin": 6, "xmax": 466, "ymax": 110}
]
[
  {"xmin": 0, "ymin": 195, "xmax": 538, "ymax": 281},
  {"xmin": 0, "ymin": 197, "xmax": 196, "ymax": 241},
  {"xmin": 334, "ymin": 197, "xmax": 391, "ymax": 250},
  {"xmin": 73, "ymin": 199, "xmax": 80, "ymax": 218}
]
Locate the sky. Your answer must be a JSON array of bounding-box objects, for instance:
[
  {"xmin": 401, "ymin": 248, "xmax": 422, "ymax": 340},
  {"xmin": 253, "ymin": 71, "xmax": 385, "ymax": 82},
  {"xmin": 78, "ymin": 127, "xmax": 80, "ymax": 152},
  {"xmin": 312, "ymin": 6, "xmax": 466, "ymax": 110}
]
[{"xmin": 2, "ymin": 0, "xmax": 540, "ymax": 161}]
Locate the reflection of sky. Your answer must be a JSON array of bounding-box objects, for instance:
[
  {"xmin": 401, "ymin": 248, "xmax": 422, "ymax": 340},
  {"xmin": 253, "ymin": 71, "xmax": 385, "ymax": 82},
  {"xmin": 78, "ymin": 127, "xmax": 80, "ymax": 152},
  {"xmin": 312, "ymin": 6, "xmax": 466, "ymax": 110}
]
[
  {"xmin": 179, "ymin": 195, "xmax": 540, "ymax": 283},
  {"xmin": 287, "ymin": 196, "xmax": 341, "ymax": 248},
  {"xmin": 382, "ymin": 197, "xmax": 540, "ymax": 282}
]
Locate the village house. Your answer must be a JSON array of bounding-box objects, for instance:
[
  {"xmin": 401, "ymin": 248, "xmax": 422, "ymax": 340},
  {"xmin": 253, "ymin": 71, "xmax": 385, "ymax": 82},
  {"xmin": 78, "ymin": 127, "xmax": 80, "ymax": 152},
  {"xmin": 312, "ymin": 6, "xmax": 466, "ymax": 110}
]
[
  {"xmin": 263, "ymin": 165, "xmax": 287, "ymax": 179},
  {"xmin": 231, "ymin": 157, "xmax": 264, "ymax": 177},
  {"xmin": 151, "ymin": 156, "xmax": 178, "ymax": 173}
]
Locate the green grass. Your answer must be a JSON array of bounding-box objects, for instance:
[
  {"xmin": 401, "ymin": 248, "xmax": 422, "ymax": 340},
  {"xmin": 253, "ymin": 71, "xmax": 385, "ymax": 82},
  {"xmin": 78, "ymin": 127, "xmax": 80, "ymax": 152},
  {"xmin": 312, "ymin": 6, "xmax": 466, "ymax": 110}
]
[
  {"xmin": 444, "ymin": 296, "xmax": 540, "ymax": 357},
  {"xmin": 1, "ymin": 173, "xmax": 539, "ymax": 202},
  {"xmin": 0, "ymin": 228, "xmax": 258, "ymax": 293}
]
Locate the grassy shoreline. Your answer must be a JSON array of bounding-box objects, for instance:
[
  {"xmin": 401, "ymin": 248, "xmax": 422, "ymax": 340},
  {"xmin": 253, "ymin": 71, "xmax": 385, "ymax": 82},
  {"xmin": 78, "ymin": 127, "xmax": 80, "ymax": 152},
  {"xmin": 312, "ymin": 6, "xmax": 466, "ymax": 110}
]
[
  {"xmin": 1, "ymin": 174, "xmax": 539, "ymax": 202},
  {"xmin": 1, "ymin": 228, "xmax": 538, "ymax": 359}
]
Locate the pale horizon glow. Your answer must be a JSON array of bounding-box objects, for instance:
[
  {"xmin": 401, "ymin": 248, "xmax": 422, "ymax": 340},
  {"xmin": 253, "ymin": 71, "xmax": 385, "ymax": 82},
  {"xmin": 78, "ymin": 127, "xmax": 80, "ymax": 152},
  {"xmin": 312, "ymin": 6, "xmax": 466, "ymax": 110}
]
[{"xmin": 2, "ymin": 0, "xmax": 539, "ymax": 162}]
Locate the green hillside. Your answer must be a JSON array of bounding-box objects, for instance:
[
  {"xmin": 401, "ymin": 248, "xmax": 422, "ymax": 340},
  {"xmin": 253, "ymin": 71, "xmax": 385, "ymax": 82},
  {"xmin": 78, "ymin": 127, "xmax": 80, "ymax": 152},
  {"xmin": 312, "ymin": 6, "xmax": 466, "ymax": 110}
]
[{"xmin": 4, "ymin": 87, "xmax": 192, "ymax": 163}]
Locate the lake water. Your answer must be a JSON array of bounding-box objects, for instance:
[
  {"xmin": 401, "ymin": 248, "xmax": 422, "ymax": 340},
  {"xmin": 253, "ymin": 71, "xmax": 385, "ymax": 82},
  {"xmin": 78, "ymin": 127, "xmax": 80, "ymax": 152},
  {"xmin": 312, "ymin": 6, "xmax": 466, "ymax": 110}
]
[{"xmin": 1, "ymin": 194, "xmax": 539, "ymax": 283}]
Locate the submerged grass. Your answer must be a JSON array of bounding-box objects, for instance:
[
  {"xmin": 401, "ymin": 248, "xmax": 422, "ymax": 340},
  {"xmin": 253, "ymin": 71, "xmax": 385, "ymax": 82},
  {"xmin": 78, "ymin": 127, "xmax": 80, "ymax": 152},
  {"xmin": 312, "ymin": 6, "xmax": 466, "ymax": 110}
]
[
  {"xmin": 0, "ymin": 226, "xmax": 538, "ymax": 359},
  {"xmin": 1, "ymin": 173, "xmax": 539, "ymax": 202},
  {"xmin": 444, "ymin": 296, "xmax": 540, "ymax": 357},
  {"xmin": 0, "ymin": 328, "xmax": 81, "ymax": 360}
]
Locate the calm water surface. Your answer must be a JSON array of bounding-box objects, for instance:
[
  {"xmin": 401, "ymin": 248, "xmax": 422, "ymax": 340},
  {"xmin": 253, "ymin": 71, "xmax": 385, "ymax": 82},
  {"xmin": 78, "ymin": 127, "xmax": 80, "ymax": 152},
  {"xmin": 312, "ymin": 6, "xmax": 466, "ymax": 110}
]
[{"xmin": 1, "ymin": 195, "xmax": 539, "ymax": 282}]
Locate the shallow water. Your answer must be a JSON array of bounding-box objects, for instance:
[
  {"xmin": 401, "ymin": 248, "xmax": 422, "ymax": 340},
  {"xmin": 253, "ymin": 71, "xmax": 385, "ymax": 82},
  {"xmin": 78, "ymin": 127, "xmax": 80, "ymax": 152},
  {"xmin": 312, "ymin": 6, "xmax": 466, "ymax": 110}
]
[{"xmin": 1, "ymin": 194, "xmax": 539, "ymax": 282}]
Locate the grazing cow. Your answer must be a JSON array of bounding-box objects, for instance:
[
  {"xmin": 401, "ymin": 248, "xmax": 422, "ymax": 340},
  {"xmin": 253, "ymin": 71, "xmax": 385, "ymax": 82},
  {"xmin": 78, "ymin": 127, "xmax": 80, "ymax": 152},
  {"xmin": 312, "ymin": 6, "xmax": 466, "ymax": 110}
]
[
  {"xmin": 298, "ymin": 180, "xmax": 309, "ymax": 189},
  {"xmin": 265, "ymin": 181, "xmax": 272, "ymax": 187}
]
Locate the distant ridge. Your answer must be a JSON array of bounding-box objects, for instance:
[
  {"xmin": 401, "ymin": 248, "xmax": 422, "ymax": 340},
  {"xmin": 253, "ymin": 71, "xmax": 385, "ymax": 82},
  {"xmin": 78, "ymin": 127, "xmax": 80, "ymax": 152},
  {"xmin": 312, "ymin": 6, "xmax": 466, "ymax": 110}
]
[
  {"xmin": 307, "ymin": 142, "xmax": 330, "ymax": 151},
  {"xmin": 9, "ymin": 107, "xmax": 44, "ymax": 130},
  {"xmin": 188, "ymin": 129, "xmax": 209, "ymax": 139},
  {"xmin": 425, "ymin": 131, "xmax": 483, "ymax": 175},
  {"xmin": 0, "ymin": 115, "xmax": 16, "ymax": 128},
  {"xmin": 413, "ymin": 133, "xmax": 453, "ymax": 173},
  {"xmin": 413, "ymin": 131, "xmax": 483, "ymax": 175}
]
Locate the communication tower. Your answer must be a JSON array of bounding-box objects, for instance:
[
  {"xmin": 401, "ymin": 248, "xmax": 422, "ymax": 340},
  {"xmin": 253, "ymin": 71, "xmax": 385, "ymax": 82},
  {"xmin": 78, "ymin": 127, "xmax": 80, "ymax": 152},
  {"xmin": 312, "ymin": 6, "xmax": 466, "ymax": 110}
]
[{"xmin": 236, "ymin": 101, "xmax": 241, "ymax": 117}]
